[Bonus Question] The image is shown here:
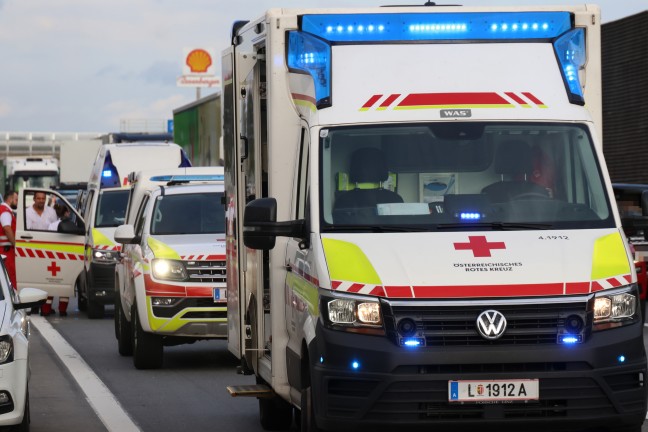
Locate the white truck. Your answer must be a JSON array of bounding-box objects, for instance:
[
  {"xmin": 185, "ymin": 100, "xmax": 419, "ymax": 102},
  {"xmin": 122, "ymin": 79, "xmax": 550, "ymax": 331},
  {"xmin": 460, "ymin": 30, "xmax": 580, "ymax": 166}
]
[
  {"xmin": 113, "ymin": 167, "xmax": 227, "ymax": 369},
  {"xmin": 4, "ymin": 156, "xmax": 59, "ymax": 193},
  {"xmin": 223, "ymin": 5, "xmax": 647, "ymax": 432}
]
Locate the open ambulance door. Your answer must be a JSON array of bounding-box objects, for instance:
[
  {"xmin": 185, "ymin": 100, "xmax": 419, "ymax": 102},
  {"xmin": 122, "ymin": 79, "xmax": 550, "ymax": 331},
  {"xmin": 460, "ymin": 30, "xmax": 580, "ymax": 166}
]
[{"xmin": 15, "ymin": 188, "xmax": 85, "ymax": 297}]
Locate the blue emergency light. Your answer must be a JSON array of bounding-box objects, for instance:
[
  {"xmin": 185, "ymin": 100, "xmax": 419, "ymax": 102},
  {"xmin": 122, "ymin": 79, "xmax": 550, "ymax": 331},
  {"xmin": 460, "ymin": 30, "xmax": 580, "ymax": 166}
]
[
  {"xmin": 460, "ymin": 212, "xmax": 482, "ymax": 221},
  {"xmin": 553, "ymin": 28, "xmax": 586, "ymax": 105},
  {"xmin": 287, "ymin": 31, "xmax": 332, "ymax": 108}
]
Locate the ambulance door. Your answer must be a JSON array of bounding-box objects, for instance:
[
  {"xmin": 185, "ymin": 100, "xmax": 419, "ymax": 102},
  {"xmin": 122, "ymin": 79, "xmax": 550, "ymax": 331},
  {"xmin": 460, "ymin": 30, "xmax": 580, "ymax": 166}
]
[{"xmin": 15, "ymin": 188, "xmax": 85, "ymax": 297}]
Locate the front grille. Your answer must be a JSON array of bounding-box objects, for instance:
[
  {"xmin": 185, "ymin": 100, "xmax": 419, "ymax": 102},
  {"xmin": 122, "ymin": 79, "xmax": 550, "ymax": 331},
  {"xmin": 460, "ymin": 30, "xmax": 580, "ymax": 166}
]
[
  {"xmin": 385, "ymin": 300, "xmax": 590, "ymax": 346},
  {"xmin": 90, "ymin": 263, "xmax": 116, "ymax": 290},
  {"xmin": 185, "ymin": 260, "xmax": 226, "ymax": 283}
]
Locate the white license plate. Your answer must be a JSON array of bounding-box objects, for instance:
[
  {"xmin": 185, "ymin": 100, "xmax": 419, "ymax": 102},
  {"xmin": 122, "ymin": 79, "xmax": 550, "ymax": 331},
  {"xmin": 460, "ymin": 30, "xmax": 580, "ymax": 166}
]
[
  {"xmin": 448, "ymin": 379, "xmax": 539, "ymax": 402},
  {"xmin": 213, "ymin": 288, "xmax": 227, "ymax": 302}
]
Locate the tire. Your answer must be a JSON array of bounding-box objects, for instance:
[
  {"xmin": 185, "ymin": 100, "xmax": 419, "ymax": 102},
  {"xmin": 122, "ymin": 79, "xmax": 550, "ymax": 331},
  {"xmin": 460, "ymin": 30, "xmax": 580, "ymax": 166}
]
[
  {"xmin": 132, "ymin": 304, "xmax": 163, "ymax": 369},
  {"xmin": 259, "ymin": 395, "xmax": 293, "ymax": 431},
  {"xmin": 76, "ymin": 280, "xmax": 87, "ymax": 312},
  {"xmin": 116, "ymin": 299, "xmax": 133, "ymax": 356},
  {"xmin": 300, "ymin": 385, "xmax": 322, "ymax": 432},
  {"xmin": 87, "ymin": 298, "xmax": 105, "ymax": 319}
]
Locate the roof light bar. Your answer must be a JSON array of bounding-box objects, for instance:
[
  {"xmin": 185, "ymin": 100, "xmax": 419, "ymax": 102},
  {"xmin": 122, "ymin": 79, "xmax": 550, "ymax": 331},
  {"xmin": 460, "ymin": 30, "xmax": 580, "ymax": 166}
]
[
  {"xmin": 149, "ymin": 175, "xmax": 224, "ymax": 182},
  {"xmin": 287, "ymin": 31, "xmax": 332, "ymax": 107},
  {"xmin": 300, "ymin": 12, "xmax": 573, "ymax": 43},
  {"xmin": 553, "ymin": 28, "xmax": 586, "ymax": 105}
]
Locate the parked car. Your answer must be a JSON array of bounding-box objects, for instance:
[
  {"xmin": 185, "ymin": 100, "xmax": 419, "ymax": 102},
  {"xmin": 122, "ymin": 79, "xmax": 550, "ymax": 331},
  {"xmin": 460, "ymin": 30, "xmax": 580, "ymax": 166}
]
[{"xmin": 0, "ymin": 258, "xmax": 47, "ymax": 431}]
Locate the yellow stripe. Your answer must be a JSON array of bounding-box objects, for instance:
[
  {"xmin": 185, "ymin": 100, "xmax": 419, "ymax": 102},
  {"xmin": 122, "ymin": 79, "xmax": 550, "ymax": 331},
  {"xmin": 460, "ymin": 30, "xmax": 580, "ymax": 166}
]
[
  {"xmin": 93, "ymin": 228, "xmax": 116, "ymax": 247},
  {"xmin": 322, "ymin": 238, "xmax": 381, "ymax": 285},
  {"xmin": 591, "ymin": 232, "xmax": 630, "ymax": 280},
  {"xmin": 294, "ymin": 99, "xmax": 316, "ymax": 112},
  {"xmin": 286, "ymin": 272, "xmax": 319, "ymax": 315},
  {"xmin": 146, "ymin": 297, "xmax": 227, "ymax": 332},
  {"xmin": 15, "ymin": 241, "xmax": 83, "ymax": 254},
  {"xmin": 147, "ymin": 236, "xmax": 181, "ymax": 259}
]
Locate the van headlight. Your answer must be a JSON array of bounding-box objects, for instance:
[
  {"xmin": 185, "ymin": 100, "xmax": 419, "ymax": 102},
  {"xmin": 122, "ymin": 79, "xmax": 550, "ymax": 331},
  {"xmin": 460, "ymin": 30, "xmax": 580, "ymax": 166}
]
[
  {"xmin": 152, "ymin": 259, "xmax": 187, "ymax": 281},
  {"xmin": 0, "ymin": 335, "xmax": 13, "ymax": 364},
  {"xmin": 93, "ymin": 248, "xmax": 120, "ymax": 263},
  {"xmin": 323, "ymin": 293, "xmax": 384, "ymax": 335},
  {"xmin": 593, "ymin": 285, "xmax": 639, "ymax": 330}
]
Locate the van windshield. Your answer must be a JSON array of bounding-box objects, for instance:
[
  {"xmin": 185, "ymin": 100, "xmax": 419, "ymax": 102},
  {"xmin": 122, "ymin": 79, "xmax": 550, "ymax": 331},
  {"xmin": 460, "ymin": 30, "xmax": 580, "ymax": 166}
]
[
  {"xmin": 95, "ymin": 189, "xmax": 130, "ymax": 228},
  {"xmin": 320, "ymin": 122, "xmax": 613, "ymax": 232},
  {"xmin": 150, "ymin": 193, "xmax": 225, "ymax": 235}
]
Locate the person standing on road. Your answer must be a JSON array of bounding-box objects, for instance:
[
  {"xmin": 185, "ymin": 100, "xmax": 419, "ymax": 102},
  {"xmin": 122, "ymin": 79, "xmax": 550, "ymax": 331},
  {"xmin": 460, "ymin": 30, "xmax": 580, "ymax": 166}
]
[
  {"xmin": 0, "ymin": 190, "xmax": 18, "ymax": 289},
  {"xmin": 26, "ymin": 191, "xmax": 58, "ymax": 230}
]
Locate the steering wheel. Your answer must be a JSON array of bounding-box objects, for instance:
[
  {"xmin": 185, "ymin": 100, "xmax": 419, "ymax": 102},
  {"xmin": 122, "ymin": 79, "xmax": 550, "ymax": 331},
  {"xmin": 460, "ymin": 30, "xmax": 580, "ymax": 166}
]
[{"xmin": 511, "ymin": 192, "xmax": 550, "ymax": 201}]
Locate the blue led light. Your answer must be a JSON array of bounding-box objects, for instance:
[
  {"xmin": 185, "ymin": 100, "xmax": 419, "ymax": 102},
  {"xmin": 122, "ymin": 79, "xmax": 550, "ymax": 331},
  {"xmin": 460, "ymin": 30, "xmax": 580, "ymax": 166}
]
[
  {"xmin": 460, "ymin": 212, "xmax": 482, "ymax": 221},
  {"xmin": 287, "ymin": 31, "xmax": 331, "ymax": 107},
  {"xmin": 102, "ymin": 170, "xmax": 112, "ymax": 178},
  {"xmin": 320, "ymin": 357, "xmax": 324, "ymax": 364},
  {"xmin": 351, "ymin": 361, "xmax": 360, "ymax": 370},
  {"xmin": 553, "ymin": 28, "xmax": 586, "ymax": 105},
  {"xmin": 300, "ymin": 12, "xmax": 572, "ymax": 42},
  {"xmin": 561, "ymin": 336, "xmax": 579, "ymax": 344},
  {"xmin": 618, "ymin": 355, "xmax": 626, "ymax": 363}
]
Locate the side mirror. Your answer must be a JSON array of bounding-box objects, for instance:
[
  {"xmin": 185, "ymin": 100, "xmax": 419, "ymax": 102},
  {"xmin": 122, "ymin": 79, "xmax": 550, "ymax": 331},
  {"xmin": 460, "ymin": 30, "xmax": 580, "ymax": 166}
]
[
  {"xmin": 114, "ymin": 224, "xmax": 137, "ymax": 244},
  {"xmin": 15, "ymin": 287, "xmax": 48, "ymax": 310},
  {"xmin": 243, "ymin": 198, "xmax": 306, "ymax": 250}
]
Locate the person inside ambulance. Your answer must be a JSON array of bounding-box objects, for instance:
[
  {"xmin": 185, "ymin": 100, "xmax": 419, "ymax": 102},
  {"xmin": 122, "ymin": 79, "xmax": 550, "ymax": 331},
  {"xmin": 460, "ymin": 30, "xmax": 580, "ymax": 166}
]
[
  {"xmin": 333, "ymin": 147, "xmax": 403, "ymax": 223},
  {"xmin": 481, "ymin": 139, "xmax": 550, "ymax": 203}
]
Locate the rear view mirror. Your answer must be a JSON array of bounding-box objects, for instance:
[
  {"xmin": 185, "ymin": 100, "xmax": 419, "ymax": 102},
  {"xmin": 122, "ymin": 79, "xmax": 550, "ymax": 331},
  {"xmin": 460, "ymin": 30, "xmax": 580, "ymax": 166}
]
[{"xmin": 114, "ymin": 224, "xmax": 138, "ymax": 244}]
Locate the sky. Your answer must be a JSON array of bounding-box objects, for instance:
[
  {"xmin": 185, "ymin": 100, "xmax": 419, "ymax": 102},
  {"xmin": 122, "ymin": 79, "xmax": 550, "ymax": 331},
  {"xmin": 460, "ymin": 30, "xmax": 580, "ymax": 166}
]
[{"xmin": 0, "ymin": 0, "xmax": 646, "ymax": 133}]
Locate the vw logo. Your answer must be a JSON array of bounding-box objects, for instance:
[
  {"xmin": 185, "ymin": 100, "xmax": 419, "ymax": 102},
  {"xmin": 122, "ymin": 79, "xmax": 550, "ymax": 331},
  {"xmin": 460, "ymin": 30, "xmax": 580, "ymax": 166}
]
[{"xmin": 476, "ymin": 310, "xmax": 507, "ymax": 340}]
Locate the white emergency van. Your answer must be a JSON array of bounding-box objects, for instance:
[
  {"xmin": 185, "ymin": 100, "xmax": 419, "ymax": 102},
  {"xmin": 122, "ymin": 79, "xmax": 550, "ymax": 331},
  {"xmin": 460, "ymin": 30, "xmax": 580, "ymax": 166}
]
[
  {"xmin": 79, "ymin": 142, "xmax": 191, "ymax": 318},
  {"xmin": 113, "ymin": 168, "xmax": 226, "ymax": 369},
  {"xmin": 223, "ymin": 5, "xmax": 647, "ymax": 432}
]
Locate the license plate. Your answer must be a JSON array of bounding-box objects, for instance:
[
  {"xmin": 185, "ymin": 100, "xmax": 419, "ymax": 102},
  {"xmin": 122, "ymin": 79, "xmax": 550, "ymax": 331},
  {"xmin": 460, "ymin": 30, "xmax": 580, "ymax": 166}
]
[
  {"xmin": 213, "ymin": 288, "xmax": 227, "ymax": 302},
  {"xmin": 448, "ymin": 379, "xmax": 539, "ymax": 402}
]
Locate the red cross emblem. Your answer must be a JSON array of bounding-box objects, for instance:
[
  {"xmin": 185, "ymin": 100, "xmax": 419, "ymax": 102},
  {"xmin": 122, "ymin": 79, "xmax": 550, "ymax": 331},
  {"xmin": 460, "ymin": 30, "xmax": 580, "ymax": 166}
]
[
  {"xmin": 454, "ymin": 236, "xmax": 506, "ymax": 258},
  {"xmin": 47, "ymin": 261, "xmax": 61, "ymax": 277}
]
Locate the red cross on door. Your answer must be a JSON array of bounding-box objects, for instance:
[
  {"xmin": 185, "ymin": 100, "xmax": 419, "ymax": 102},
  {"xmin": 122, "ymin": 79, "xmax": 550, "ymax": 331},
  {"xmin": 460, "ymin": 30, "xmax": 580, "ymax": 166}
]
[
  {"xmin": 47, "ymin": 261, "xmax": 61, "ymax": 277},
  {"xmin": 454, "ymin": 236, "xmax": 506, "ymax": 258}
]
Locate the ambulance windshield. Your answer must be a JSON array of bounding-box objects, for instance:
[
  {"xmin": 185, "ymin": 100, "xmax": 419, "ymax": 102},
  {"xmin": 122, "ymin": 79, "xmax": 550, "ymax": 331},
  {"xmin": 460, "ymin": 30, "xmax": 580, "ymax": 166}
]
[
  {"xmin": 321, "ymin": 122, "xmax": 613, "ymax": 231},
  {"xmin": 150, "ymin": 192, "xmax": 225, "ymax": 235},
  {"xmin": 95, "ymin": 189, "xmax": 130, "ymax": 228}
]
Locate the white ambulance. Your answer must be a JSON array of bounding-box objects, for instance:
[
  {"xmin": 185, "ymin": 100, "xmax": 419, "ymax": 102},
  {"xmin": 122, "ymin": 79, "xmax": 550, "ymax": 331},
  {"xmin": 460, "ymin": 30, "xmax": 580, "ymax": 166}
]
[
  {"xmin": 79, "ymin": 142, "xmax": 192, "ymax": 318},
  {"xmin": 223, "ymin": 5, "xmax": 647, "ymax": 432},
  {"xmin": 113, "ymin": 168, "xmax": 226, "ymax": 369}
]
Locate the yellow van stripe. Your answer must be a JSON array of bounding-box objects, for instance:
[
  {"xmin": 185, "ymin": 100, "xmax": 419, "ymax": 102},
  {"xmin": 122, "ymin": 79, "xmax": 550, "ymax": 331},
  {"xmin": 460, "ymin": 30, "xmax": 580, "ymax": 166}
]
[
  {"xmin": 15, "ymin": 241, "xmax": 84, "ymax": 254},
  {"xmin": 322, "ymin": 238, "xmax": 381, "ymax": 285},
  {"xmin": 147, "ymin": 236, "xmax": 181, "ymax": 259},
  {"xmin": 591, "ymin": 232, "xmax": 630, "ymax": 280},
  {"xmin": 93, "ymin": 228, "xmax": 115, "ymax": 246}
]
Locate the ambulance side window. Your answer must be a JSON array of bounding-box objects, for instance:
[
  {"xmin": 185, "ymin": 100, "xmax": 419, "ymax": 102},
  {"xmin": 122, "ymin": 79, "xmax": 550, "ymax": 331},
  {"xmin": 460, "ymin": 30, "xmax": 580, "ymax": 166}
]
[
  {"xmin": 133, "ymin": 196, "xmax": 149, "ymax": 240},
  {"xmin": 296, "ymin": 127, "xmax": 310, "ymax": 220}
]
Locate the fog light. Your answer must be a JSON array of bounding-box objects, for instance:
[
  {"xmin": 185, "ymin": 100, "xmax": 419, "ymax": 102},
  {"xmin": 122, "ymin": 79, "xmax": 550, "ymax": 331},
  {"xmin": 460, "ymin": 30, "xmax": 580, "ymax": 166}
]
[
  {"xmin": 152, "ymin": 297, "xmax": 176, "ymax": 306},
  {"xmin": 0, "ymin": 391, "xmax": 10, "ymax": 404}
]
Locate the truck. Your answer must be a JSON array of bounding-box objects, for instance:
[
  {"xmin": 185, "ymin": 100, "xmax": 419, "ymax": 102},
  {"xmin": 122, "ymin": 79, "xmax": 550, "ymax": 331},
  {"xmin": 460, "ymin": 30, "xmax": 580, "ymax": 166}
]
[
  {"xmin": 113, "ymin": 167, "xmax": 227, "ymax": 369},
  {"xmin": 223, "ymin": 5, "xmax": 647, "ymax": 432},
  {"xmin": 4, "ymin": 156, "xmax": 59, "ymax": 193}
]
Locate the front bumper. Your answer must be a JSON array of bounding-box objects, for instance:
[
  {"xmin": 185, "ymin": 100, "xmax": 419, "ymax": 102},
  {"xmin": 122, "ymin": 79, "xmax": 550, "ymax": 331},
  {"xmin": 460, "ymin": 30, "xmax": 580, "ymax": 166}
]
[
  {"xmin": 87, "ymin": 262, "xmax": 116, "ymax": 305},
  {"xmin": 0, "ymin": 359, "xmax": 27, "ymax": 426},
  {"xmin": 310, "ymin": 321, "xmax": 647, "ymax": 432},
  {"xmin": 148, "ymin": 296, "xmax": 227, "ymax": 338}
]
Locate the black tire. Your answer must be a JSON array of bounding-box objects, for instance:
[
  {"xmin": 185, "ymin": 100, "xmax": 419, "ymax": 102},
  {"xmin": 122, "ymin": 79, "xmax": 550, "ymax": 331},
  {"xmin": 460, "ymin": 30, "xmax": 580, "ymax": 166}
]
[
  {"xmin": 300, "ymin": 385, "xmax": 322, "ymax": 432},
  {"xmin": 76, "ymin": 280, "xmax": 87, "ymax": 312},
  {"xmin": 87, "ymin": 298, "xmax": 105, "ymax": 319},
  {"xmin": 116, "ymin": 299, "xmax": 133, "ymax": 356},
  {"xmin": 132, "ymin": 304, "xmax": 163, "ymax": 369},
  {"xmin": 259, "ymin": 395, "xmax": 293, "ymax": 431}
]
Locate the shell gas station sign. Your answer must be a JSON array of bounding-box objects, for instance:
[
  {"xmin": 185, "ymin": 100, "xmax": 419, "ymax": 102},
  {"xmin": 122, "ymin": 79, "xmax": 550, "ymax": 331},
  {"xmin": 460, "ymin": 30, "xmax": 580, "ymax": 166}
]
[{"xmin": 177, "ymin": 47, "xmax": 221, "ymax": 88}]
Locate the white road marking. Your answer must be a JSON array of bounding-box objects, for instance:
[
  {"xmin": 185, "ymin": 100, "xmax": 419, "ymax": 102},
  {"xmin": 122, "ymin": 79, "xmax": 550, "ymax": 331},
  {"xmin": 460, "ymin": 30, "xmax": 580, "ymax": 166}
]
[{"xmin": 31, "ymin": 316, "xmax": 141, "ymax": 432}]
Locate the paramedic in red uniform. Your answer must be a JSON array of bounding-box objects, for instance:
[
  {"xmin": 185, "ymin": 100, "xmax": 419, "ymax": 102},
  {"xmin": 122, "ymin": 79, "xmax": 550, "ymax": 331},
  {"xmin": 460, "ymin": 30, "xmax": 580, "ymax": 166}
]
[{"xmin": 0, "ymin": 190, "xmax": 18, "ymax": 288}]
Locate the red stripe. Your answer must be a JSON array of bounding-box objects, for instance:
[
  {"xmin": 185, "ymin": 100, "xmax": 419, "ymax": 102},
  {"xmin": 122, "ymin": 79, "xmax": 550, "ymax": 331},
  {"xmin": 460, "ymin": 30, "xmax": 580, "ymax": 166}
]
[
  {"xmin": 565, "ymin": 282, "xmax": 590, "ymax": 294},
  {"xmin": 347, "ymin": 283, "xmax": 365, "ymax": 293},
  {"xmin": 384, "ymin": 286, "xmax": 413, "ymax": 298},
  {"xmin": 57, "ymin": 252, "xmax": 66, "ymax": 259},
  {"xmin": 412, "ymin": 283, "xmax": 563, "ymax": 298},
  {"xmin": 398, "ymin": 92, "xmax": 510, "ymax": 108},
  {"xmin": 68, "ymin": 254, "xmax": 77, "ymax": 260},
  {"xmin": 46, "ymin": 251, "xmax": 55, "ymax": 259},
  {"xmin": 362, "ymin": 94, "xmax": 383, "ymax": 109},
  {"xmin": 369, "ymin": 286, "xmax": 386, "ymax": 296},
  {"xmin": 143, "ymin": 275, "xmax": 186, "ymax": 295},
  {"xmin": 35, "ymin": 250, "xmax": 45, "ymax": 259},
  {"xmin": 26, "ymin": 248, "xmax": 35, "ymax": 258},
  {"xmin": 522, "ymin": 92, "xmax": 545, "ymax": 105},
  {"xmin": 591, "ymin": 281, "xmax": 604, "ymax": 292},
  {"xmin": 16, "ymin": 248, "xmax": 25, "ymax": 257},
  {"xmin": 504, "ymin": 92, "xmax": 527, "ymax": 105},
  {"xmin": 292, "ymin": 93, "xmax": 316, "ymax": 105},
  {"xmin": 20, "ymin": 239, "xmax": 84, "ymax": 246},
  {"xmin": 606, "ymin": 277, "xmax": 622, "ymax": 287},
  {"xmin": 331, "ymin": 281, "xmax": 342, "ymax": 290},
  {"xmin": 186, "ymin": 287, "xmax": 214, "ymax": 297},
  {"xmin": 623, "ymin": 274, "xmax": 633, "ymax": 284},
  {"xmin": 379, "ymin": 94, "xmax": 400, "ymax": 108}
]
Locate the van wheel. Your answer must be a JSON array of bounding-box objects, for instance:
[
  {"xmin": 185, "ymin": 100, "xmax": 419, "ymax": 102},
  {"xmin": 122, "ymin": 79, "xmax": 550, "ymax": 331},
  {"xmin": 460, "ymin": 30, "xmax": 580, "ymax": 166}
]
[
  {"xmin": 116, "ymin": 299, "xmax": 133, "ymax": 356},
  {"xmin": 131, "ymin": 304, "xmax": 163, "ymax": 369},
  {"xmin": 76, "ymin": 281, "xmax": 87, "ymax": 312},
  {"xmin": 300, "ymin": 385, "xmax": 322, "ymax": 432},
  {"xmin": 259, "ymin": 394, "xmax": 293, "ymax": 431},
  {"xmin": 87, "ymin": 298, "xmax": 104, "ymax": 319}
]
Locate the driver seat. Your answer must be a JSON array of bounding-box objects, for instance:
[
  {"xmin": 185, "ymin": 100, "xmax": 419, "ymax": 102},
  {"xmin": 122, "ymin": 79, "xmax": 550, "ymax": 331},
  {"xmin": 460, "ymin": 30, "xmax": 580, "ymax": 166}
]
[{"xmin": 481, "ymin": 140, "xmax": 549, "ymax": 203}]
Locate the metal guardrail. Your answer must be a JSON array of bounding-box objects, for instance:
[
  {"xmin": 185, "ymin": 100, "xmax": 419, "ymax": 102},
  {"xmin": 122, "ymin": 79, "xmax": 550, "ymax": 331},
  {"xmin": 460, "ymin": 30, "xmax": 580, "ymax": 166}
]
[{"xmin": 0, "ymin": 132, "xmax": 104, "ymax": 157}]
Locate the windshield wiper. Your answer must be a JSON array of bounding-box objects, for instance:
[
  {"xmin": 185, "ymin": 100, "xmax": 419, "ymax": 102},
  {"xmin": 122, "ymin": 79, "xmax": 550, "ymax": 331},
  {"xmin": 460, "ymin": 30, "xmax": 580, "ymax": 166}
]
[
  {"xmin": 435, "ymin": 222, "xmax": 553, "ymax": 231},
  {"xmin": 323, "ymin": 225, "xmax": 426, "ymax": 233}
]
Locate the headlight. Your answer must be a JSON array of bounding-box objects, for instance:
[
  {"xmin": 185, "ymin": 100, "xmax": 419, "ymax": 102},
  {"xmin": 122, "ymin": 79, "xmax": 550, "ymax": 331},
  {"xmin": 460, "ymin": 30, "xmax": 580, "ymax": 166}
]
[
  {"xmin": 152, "ymin": 259, "xmax": 187, "ymax": 281},
  {"xmin": 325, "ymin": 294, "xmax": 383, "ymax": 334},
  {"xmin": 0, "ymin": 335, "xmax": 13, "ymax": 364},
  {"xmin": 593, "ymin": 285, "xmax": 639, "ymax": 330},
  {"xmin": 93, "ymin": 248, "xmax": 120, "ymax": 263}
]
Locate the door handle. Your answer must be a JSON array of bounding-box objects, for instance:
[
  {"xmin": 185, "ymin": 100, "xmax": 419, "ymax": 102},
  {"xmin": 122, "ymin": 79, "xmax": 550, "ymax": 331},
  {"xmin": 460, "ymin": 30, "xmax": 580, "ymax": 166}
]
[
  {"xmin": 240, "ymin": 135, "xmax": 248, "ymax": 162},
  {"xmin": 20, "ymin": 235, "xmax": 33, "ymax": 240}
]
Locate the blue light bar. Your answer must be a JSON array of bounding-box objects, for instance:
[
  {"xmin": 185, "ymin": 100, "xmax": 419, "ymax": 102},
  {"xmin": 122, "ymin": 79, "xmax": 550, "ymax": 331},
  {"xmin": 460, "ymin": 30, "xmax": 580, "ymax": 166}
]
[
  {"xmin": 460, "ymin": 212, "xmax": 482, "ymax": 221},
  {"xmin": 400, "ymin": 337, "xmax": 425, "ymax": 347},
  {"xmin": 553, "ymin": 28, "xmax": 586, "ymax": 105},
  {"xmin": 558, "ymin": 334, "xmax": 582, "ymax": 344},
  {"xmin": 102, "ymin": 170, "xmax": 112, "ymax": 178},
  {"xmin": 287, "ymin": 31, "xmax": 332, "ymax": 107},
  {"xmin": 149, "ymin": 175, "xmax": 224, "ymax": 182},
  {"xmin": 300, "ymin": 12, "xmax": 573, "ymax": 43}
]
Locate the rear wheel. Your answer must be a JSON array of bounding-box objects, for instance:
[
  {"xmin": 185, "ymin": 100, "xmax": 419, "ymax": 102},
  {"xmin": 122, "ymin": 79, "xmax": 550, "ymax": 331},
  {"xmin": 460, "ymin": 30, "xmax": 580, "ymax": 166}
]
[
  {"xmin": 131, "ymin": 304, "xmax": 163, "ymax": 369},
  {"xmin": 116, "ymin": 298, "xmax": 133, "ymax": 356},
  {"xmin": 76, "ymin": 279, "xmax": 87, "ymax": 312}
]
